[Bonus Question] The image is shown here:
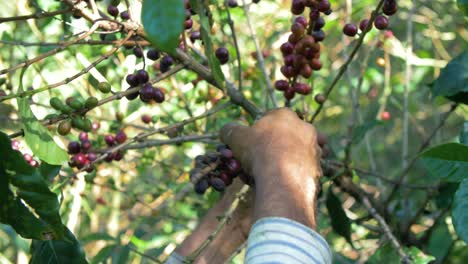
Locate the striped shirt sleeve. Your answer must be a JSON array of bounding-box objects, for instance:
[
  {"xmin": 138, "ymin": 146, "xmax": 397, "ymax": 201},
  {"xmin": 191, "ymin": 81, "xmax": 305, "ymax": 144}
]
[{"xmin": 245, "ymin": 217, "xmax": 332, "ymax": 264}]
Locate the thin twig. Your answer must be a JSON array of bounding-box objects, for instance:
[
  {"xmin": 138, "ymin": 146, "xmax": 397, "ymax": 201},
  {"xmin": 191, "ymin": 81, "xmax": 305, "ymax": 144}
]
[
  {"xmin": 224, "ymin": 3, "xmax": 243, "ymax": 91},
  {"xmin": 0, "ymin": 8, "xmax": 72, "ymax": 23},
  {"xmin": 123, "ymin": 133, "xmax": 218, "ymax": 150}
]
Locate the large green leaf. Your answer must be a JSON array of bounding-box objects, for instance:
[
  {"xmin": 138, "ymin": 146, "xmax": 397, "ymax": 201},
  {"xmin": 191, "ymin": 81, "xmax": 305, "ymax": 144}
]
[
  {"xmin": 16, "ymin": 97, "xmax": 67, "ymax": 166},
  {"xmin": 0, "ymin": 132, "xmax": 64, "ymax": 240},
  {"xmin": 30, "ymin": 227, "xmax": 88, "ymax": 264},
  {"xmin": 452, "ymin": 179, "xmax": 468, "ymax": 243},
  {"xmin": 458, "ymin": 0, "xmax": 468, "ymax": 16},
  {"xmin": 141, "ymin": 0, "xmax": 185, "ymax": 54},
  {"xmin": 326, "ymin": 188, "xmax": 352, "ymax": 246},
  {"xmin": 431, "ymin": 51, "xmax": 468, "ymax": 104},
  {"xmin": 420, "ymin": 143, "xmax": 468, "ymax": 182},
  {"xmin": 427, "ymin": 220, "xmax": 453, "ymax": 262},
  {"xmin": 194, "ymin": 0, "xmax": 225, "ymax": 87}
]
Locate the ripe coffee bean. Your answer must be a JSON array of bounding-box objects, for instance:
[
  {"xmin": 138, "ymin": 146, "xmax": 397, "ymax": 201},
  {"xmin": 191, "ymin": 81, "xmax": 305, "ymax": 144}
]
[
  {"xmin": 284, "ymin": 88, "xmax": 295, "ymax": 100},
  {"xmin": 133, "ymin": 47, "xmax": 143, "ymax": 58},
  {"xmin": 120, "ymin": 11, "xmax": 130, "ymax": 20},
  {"xmin": 300, "ymin": 64, "xmax": 313, "ymax": 78},
  {"xmin": 310, "ymin": 58, "xmax": 322, "ymax": 70},
  {"xmin": 359, "ymin": 19, "xmax": 371, "ymax": 32},
  {"xmin": 210, "ymin": 177, "xmax": 226, "ymax": 192},
  {"xmin": 227, "ymin": 0, "xmax": 238, "ymax": 7},
  {"xmin": 68, "ymin": 141, "xmax": 81, "ymax": 154},
  {"xmin": 312, "ymin": 30, "xmax": 325, "ymax": 41},
  {"xmin": 343, "ymin": 23, "xmax": 358, "ymax": 37},
  {"xmin": 161, "ymin": 55, "xmax": 174, "ymax": 68},
  {"xmin": 293, "ymin": 83, "xmax": 312, "ymax": 95},
  {"xmin": 381, "ymin": 111, "xmax": 391, "ymax": 121},
  {"xmin": 219, "ymin": 172, "xmax": 233, "ymax": 186},
  {"xmin": 153, "ymin": 88, "xmax": 165, "ymax": 103},
  {"xmin": 105, "ymin": 135, "xmax": 116, "ymax": 146},
  {"xmin": 317, "ymin": 0, "xmax": 331, "ymax": 12},
  {"xmin": 125, "ymin": 87, "xmax": 139, "ymax": 100},
  {"xmin": 114, "ymin": 151, "xmax": 124, "ymax": 161},
  {"xmin": 215, "ymin": 47, "xmax": 229, "ymax": 64},
  {"xmin": 139, "ymin": 83, "xmax": 154, "ymax": 103},
  {"xmin": 314, "ymin": 17, "xmax": 325, "ymax": 30},
  {"xmin": 58, "ymin": 121, "xmax": 72, "ymax": 135},
  {"xmin": 295, "ymin": 16, "xmax": 308, "ymax": 27},
  {"xmin": 374, "ymin": 15, "xmax": 389, "ymax": 30},
  {"xmin": 220, "ymin": 148, "xmax": 233, "ymax": 159},
  {"xmin": 291, "ymin": 22, "xmax": 305, "ymax": 36},
  {"xmin": 147, "ymin": 49, "xmax": 160, "ymax": 60},
  {"xmin": 194, "ymin": 178, "xmax": 209, "ymax": 194},
  {"xmin": 86, "ymin": 152, "xmax": 97, "ymax": 162},
  {"xmin": 184, "ymin": 19, "xmax": 193, "ymax": 29},
  {"xmin": 225, "ymin": 158, "xmax": 241, "ymax": 173},
  {"xmin": 383, "ymin": 0, "xmax": 398, "ymax": 16},
  {"xmin": 107, "ymin": 5, "xmax": 119, "ymax": 17},
  {"xmin": 275, "ymin": 80, "xmax": 289, "ymax": 91},
  {"xmin": 190, "ymin": 31, "xmax": 201, "ymax": 43},
  {"xmin": 81, "ymin": 140, "xmax": 92, "ymax": 152},
  {"xmin": 136, "ymin": 69, "xmax": 149, "ymax": 84},
  {"xmin": 315, "ymin": 93, "xmax": 326, "ymax": 104},
  {"xmin": 126, "ymin": 74, "xmax": 139, "ymax": 87},
  {"xmin": 141, "ymin": 114, "xmax": 152, "ymax": 124},
  {"xmin": 291, "ymin": 0, "xmax": 305, "ymax": 15},
  {"xmin": 79, "ymin": 132, "xmax": 88, "ymax": 142},
  {"xmin": 74, "ymin": 153, "xmax": 88, "ymax": 166},
  {"xmin": 23, "ymin": 153, "xmax": 33, "ymax": 162},
  {"xmin": 115, "ymin": 130, "xmax": 127, "ymax": 143},
  {"xmin": 280, "ymin": 42, "xmax": 294, "ymax": 56}
]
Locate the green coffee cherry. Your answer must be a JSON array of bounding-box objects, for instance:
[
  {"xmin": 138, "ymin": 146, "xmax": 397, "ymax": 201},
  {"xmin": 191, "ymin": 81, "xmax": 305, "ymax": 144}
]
[
  {"xmin": 67, "ymin": 98, "xmax": 84, "ymax": 110},
  {"xmin": 57, "ymin": 120, "xmax": 72, "ymax": 135},
  {"xmin": 44, "ymin": 113, "xmax": 60, "ymax": 120},
  {"xmin": 82, "ymin": 118, "xmax": 92, "ymax": 132},
  {"xmin": 50, "ymin": 97, "xmax": 64, "ymax": 111},
  {"xmin": 71, "ymin": 117, "xmax": 85, "ymax": 129},
  {"xmin": 97, "ymin": 82, "xmax": 112, "ymax": 93},
  {"xmin": 85, "ymin": 97, "xmax": 99, "ymax": 108}
]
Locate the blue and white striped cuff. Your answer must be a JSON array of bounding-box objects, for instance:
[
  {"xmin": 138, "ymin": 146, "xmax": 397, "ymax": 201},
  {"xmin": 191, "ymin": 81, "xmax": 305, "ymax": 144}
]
[{"xmin": 245, "ymin": 217, "xmax": 332, "ymax": 264}]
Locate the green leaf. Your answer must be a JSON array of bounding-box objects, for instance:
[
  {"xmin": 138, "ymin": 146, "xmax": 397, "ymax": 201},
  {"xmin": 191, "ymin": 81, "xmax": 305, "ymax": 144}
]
[
  {"xmin": 404, "ymin": 247, "xmax": 435, "ymax": 264},
  {"xmin": 16, "ymin": 93, "xmax": 67, "ymax": 165},
  {"xmin": 352, "ymin": 120, "xmax": 384, "ymax": 144},
  {"xmin": 452, "ymin": 179, "xmax": 468, "ymax": 243},
  {"xmin": 367, "ymin": 243, "xmax": 399, "ymax": 264},
  {"xmin": 91, "ymin": 245, "xmax": 116, "ymax": 264},
  {"xmin": 458, "ymin": 0, "xmax": 468, "ymax": 16},
  {"xmin": 0, "ymin": 131, "xmax": 64, "ymax": 240},
  {"xmin": 460, "ymin": 121, "xmax": 468, "ymax": 145},
  {"xmin": 435, "ymin": 182, "xmax": 459, "ymax": 209},
  {"xmin": 116, "ymin": 245, "xmax": 130, "ymax": 264},
  {"xmin": 431, "ymin": 51, "xmax": 468, "ymax": 104},
  {"xmin": 326, "ymin": 188, "xmax": 352, "ymax": 246},
  {"xmin": 30, "ymin": 226, "xmax": 88, "ymax": 264},
  {"xmin": 195, "ymin": 0, "xmax": 225, "ymax": 87},
  {"xmin": 80, "ymin": 233, "xmax": 117, "ymax": 245},
  {"xmin": 427, "ymin": 220, "xmax": 453, "ymax": 262},
  {"xmin": 141, "ymin": 0, "xmax": 185, "ymax": 54},
  {"xmin": 420, "ymin": 143, "xmax": 468, "ymax": 182}
]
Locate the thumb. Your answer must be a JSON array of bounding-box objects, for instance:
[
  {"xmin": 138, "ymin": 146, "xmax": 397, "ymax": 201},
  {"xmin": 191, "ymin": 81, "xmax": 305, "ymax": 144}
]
[{"xmin": 220, "ymin": 123, "xmax": 255, "ymax": 160}]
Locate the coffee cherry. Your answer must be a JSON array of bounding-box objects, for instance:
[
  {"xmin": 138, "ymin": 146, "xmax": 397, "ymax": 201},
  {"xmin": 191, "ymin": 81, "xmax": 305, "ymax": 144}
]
[
  {"xmin": 383, "ymin": 0, "xmax": 398, "ymax": 16},
  {"xmin": 315, "ymin": 93, "xmax": 326, "ymax": 104},
  {"xmin": 374, "ymin": 15, "xmax": 389, "ymax": 30},
  {"xmin": 312, "ymin": 30, "xmax": 325, "ymax": 41},
  {"xmin": 293, "ymin": 83, "xmax": 312, "ymax": 95},
  {"xmin": 194, "ymin": 178, "xmax": 209, "ymax": 194},
  {"xmin": 381, "ymin": 111, "xmax": 391, "ymax": 121},
  {"xmin": 291, "ymin": 22, "xmax": 305, "ymax": 36},
  {"xmin": 300, "ymin": 64, "xmax": 313, "ymax": 78},
  {"xmin": 126, "ymin": 74, "xmax": 139, "ymax": 87},
  {"xmin": 219, "ymin": 172, "xmax": 233, "ymax": 186},
  {"xmin": 107, "ymin": 5, "xmax": 119, "ymax": 17},
  {"xmin": 280, "ymin": 42, "xmax": 294, "ymax": 56},
  {"xmin": 359, "ymin": 19, "xmax": 371, "ymax": 32},
  {"xmin": 120, "ymin": 10, "xmax": 130, "ymax": 20},
  {"xmin": 343, "ymin": 23, "xmax": 358, "ymax": 37},
  {"xmin": 105, "ymin": 135, "xmax": 116, "ymax": 146},
  {"xmin": 74, "ymin": 153, "xmax": 87, "ymax": 167},
  {"xmin": 133, "ymin": 47, "xmax": 143, "ymax": 58},
  {"xmin": 114, "ymin": 151, "xmax": 124, "ymax": 161},
  {"xmin": 85, "ymin": 97, "xmax": 99, "ymax": 108},
  {"xmin": 220, "ymin": 148, "xmax": 233, "ymax": 159},
  {"xmin": 86, "ymin": 152, "xmax": 97, "ymax": 162},
  {"xmin": 79, "ymin": 132, "xmax": 88, "ymax": 142},
  {"xmin": 225, "ymin": 158, "xmax": 241, "ymax": 174},
  {"xmin": 81, "ymin": 140, "xmax": 92, "ymax": 152},
  {"xmin": 125, "ymin": 87, "xmax": 139, "ymax": 100},
  {"xmin": 215, "ymin": 47, "xmax": 229, "ymax": 64},
  {"xmin": 210, "ymin": 177, "xmax": 226, "ymax": 192},
  {"xmin": 275, "ymin": 80, "xmax": 290, "ymax": 91},
  {"xmin": 23, "ymin": 153, "xmax": 33, "ymax": 162},
  {"xmin": 317, "ymin": 0, "xmax": 331, "ymax": 12},
  {"xmin": 227, "ymin": 0, "xmax": 238, "ymax": 8},
  {"xmin": 141, "ymin": 114, "xmax": 152, "ymax": 124},
  {"xmin": 147, "ymin": 49, "xmax": 160, "ymax": 60},
  {"xmin": 310, "ymin": 58, "xmax": 322, "ymax": 70},
  {"xmin": 139, "ymin": 83, "xmax": 154, "ymax": 103},
  {"xmin": 97, "ymin": 82, "xmax": 111, "ymax": 93},
  {"xmin": 314, "ymin": 17, "xmax": 325, "ymax": 30},
  {"xmin": 115, "ymin": 130, "xmax": 127, "ymax": 143},
  {"xmin": 291, "ymin": 0, "xmax": 305, "ymax": 15},
  {"xmin": 136, "ymin": 69, "xmax": 149, "ymax": 84},
  {"xmin": 68, "ymin": 141, "xmax": 81, "ymax": 154},
  {"xmin": 284, "ymin": 88, "xmax": 295, "ymax": 100},
  {"xmin": 160, "ymin": 55, "xmax": 174, "ymax": 68},
  {"xmin": 153, "ymin": 88, "xmax": 165, "ymax": 103},
  {"xmin": 184, "ymin": 19, "xmax": 193, "ymax": 29},
  {"xmin": 58, "ymin": 120, "xmax": 72, "ymax": 135},
  {"xmin": 295, "ymin": 16, "xmax": 308, "ymax": 27},
  {"xmin": 190, "ymin": 31, "xmax": 201, "ymax": 43},
  {"xmin": 29, "ymin": 159, "xmax": 39, "ymax": 167}
]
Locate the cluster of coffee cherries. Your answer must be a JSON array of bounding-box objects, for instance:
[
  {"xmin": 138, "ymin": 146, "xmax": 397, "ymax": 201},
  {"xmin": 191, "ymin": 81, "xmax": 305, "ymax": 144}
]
[
  {"xmin": 67, "ymin": 130, "xmax": 127, "ymax": 172},
  {"xmin": 11, "ymin": 140, "xmax": 41, "ymax": 167},
  {"xmin": 124, "ymin": 67, "xmax": 165, "ymax": 104},
  {"xmin": 343, "ymin": 0, "xmax": 397, "ymax": 37},
  {"xmin": 274, "ymin": 0, "xmax": 332, "ymax": 101},
  {"xmin": 189, "ymin": 145, "xmax": 253, "ymax": 195}
]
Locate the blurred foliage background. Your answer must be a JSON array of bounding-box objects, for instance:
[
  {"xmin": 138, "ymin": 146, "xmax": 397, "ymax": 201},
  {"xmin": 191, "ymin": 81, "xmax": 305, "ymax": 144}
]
[{"xmin": 0, "ymin": 0, "xmax": 467, "ymax": 263}]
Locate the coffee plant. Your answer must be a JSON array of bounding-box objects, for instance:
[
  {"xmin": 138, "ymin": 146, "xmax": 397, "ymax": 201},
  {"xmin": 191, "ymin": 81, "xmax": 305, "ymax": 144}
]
[{"xmin": 0, "ymin": 0, "xmax": 467, "ymax": 263}]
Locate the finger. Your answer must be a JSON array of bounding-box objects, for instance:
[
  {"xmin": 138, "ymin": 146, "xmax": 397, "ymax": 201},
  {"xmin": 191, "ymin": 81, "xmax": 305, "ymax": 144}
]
[
  {"xmin": 317, "ymin": 132, "xmax": 328, "ymax": 147},
  {"xmin": 220, "ymin": 123, "xmax": 255, "ymax": 155}
]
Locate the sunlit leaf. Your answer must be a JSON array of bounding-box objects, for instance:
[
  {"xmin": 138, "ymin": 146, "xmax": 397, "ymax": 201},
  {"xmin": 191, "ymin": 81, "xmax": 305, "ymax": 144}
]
[{"xmin": 421, "ymin": 143, "xmax": 468, "ymax": 182}]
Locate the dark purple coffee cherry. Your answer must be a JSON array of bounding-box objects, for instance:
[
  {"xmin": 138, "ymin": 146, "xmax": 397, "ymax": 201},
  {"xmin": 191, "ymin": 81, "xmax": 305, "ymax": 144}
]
[
  {"xmin": 115, "ymin": 130, "xmax": 127, "ymax": 143},
  {"xmin": 147, "ymin": 49, "xmax": 160, "ymax": 60},
  {"xmin": 312, "ymin": 30, "xmax": 325, "ymax": 41},
  {"xmin": 152, "ymin": 88, "xmax": 165, "ymax": 103},
  {"xmin": 120, "ymin": 11, "xmax": 130, "ymax": 20},
  {"xmin": 209, "ymin": 177, "xmax": 226, "ymax": 192},
  {"xmin": 105, "ymin": 135, "xmax": 116, "ymax": 146},
  {"xmin": 383, "ymin": 0, "xmax": 398, "ymax": 16},
  {"xmin": 309, "ymin": 9, "xmax": 320, "ymax": 20},
  {"xmin": 220, "ymin": 148, "xmax": 233, "ymax": 159},
  {"xmin": 295, "ymin": 16, "xmax": 308, "ymax": 27},
  {"xmin": 79, "ymin": 132, "xmax": 88, "ymax": 142},
  {"xmin": 136, "ymin": 69, "xmax": 149, "ymax": 84},
  {"xmin": 314, "ymin": 16, "xmax": 325, "ymax": 30},
  {"xmin": 225, "ymin": 158, "xmax": 241, "ymax": 174},
  {"xmin": 275, "ymin": 80, "xmax": 289, "ymax": 91},
  {"xmin": 126, "ymin": 74, "xmax": 139, "ymax": 87},
  {"xmin": 343, "ymin": 23, "xmax": 358, "ymax": 36},
  {"xmin": 215, "ymin": 47, "xmax": 229, "ymax": 64},
  {"xmin": 114, "ymin": 151, "xmax": 124, "ymax": 161},
  {"xmin": 194, "ymin": 178, "xmax": 209, "ymax": 194},
  {"xmin": 374, "ymin": 15, "xmax": 389, "ymax": 30},
  {"xmin": 184, "ymin": 19, "xmax": 193, "ymax": 29},
  {"xmin": 291, "ymin": 22, "xmax": 305, "ymax": 37},
  {"xmin": 68, "ymin": 141, "xmax": 81, "ymax": 154},
  {"xmin": 125, "ymin": 87, "xmax": 139, "ymax": 100},
  {"xmin": 139, "ymin": 83, "xmax": 154, "ymax": 103},
  {"xmin": 107, "ymin": 5, "xmax": 119, "ymax": 17},
  {"xmin": 359, "ymin": 19, "xmax": 371, "ymax": 32},
  {"xmin": 227, "ymin": 0, "xmax": 238, "ymax": 7},
  {"xmin": 291, "ymin": 0, "xmax": 305, "ymax": 15},
  {"xmin": 86, "ymin": 152, "xmax": 98, "ymax": 162},
  {"xmin": 190, "ymin": 31, "xmax": 201, "ymax": 43},
  {"xmin": 81, "ymin": 140, "xmax": 92, "ymax": 152},
  {"xmin": 219, "ymin": 172, "xmax": 233, "ymax": 186},
  {"xmin": 133, "ymin": 47, "xmax": 143, "ymax": 58},
  {"xmin": 280, "ymin": 42, "xmax": 295, "ymax": 56},
  {"xmin": 317, "ymin": 0, "xmax": 331, "ymax": 12},
  {"xmin": 284, "ymin": 88, "xmax": 296, "ymax": 100}
]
